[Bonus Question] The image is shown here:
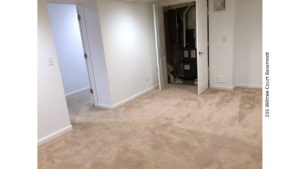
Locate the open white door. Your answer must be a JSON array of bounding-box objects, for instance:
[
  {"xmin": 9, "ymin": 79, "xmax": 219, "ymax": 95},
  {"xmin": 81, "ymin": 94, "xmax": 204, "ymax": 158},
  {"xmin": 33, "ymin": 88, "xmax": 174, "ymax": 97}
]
[
  {"xmin": 153, "ymin": 4, "xmax": 168, "ymax": 91},
  {"xmin": 76, "ymin": 6, "xmax": 96, "ymax": 105},
  {"xmin": 196, "ymin": 0, "xmax": 209, "ymax": 94}
]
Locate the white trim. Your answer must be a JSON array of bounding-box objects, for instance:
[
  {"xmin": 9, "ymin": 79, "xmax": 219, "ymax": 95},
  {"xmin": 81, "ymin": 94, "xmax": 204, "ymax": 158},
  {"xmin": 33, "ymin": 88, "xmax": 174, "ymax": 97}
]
[
  {"xmin": 206, "ymin": 84, "xmax": 261, "ymax": 91},
  {"xmin": 196, "ymin": 0, "xmax": 209, "ymax": 95},
  {"xmin": 235, "ymin": 84, "xmax": 262, "ymax": 89},
  {"xmin": 38, "ymin": 125, "xmax": 73, "ymax": 145},
  {"xmin": 211, "ymin": 85, "xmax": 234, "ymax": 90},
  {"xmin": 196, "ymin": 0, "xmax": 200, "ymax": 94},
  {"xmin": 111, "ymin": 85, "xmax": 158, "ymax": 109},
  {"xmin": 76, "ymin": 5, "xmax": 98, "ymax": 105},
  {"xmin": 65, "ymin": 87, "xmax": 90, "ymax": 96},
  {"xmin": 97, "ymin": 103, "xmax": 113, "ymax": 109},
  {"xmin": 153, "ymin": 4, "xmax": 162, "ymax": 91},
  {"xmin": 96, "ymin": 85, "xmax": 158, "ymax": 110}
]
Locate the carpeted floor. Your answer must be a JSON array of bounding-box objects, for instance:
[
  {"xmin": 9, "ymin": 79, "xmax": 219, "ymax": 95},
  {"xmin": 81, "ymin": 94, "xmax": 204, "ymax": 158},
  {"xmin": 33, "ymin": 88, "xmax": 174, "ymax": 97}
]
[
  {"xmin": 65, "ymin": 89, "xmax": 93, "ymax": 123},
  {"xmin": 38, "ymin": 85, "xmax": 262, "ymax": 169}
]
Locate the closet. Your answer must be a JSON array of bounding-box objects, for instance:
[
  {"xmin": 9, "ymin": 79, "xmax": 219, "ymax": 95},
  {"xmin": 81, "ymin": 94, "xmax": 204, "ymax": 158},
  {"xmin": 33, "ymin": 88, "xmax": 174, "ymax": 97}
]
[{"xmin": 164, "ymin": 2, "xmax": 197, "ymax": 85}]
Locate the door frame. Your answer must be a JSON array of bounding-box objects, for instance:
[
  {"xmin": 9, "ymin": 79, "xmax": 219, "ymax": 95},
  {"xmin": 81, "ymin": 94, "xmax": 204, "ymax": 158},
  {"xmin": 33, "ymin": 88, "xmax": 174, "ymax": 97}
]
[
  {"xmin": 195, "ymin": 0, "xmax": 209, "ymax": 94},
  {"xmin": 153, "ymin": 4, "xmax": 163, "ymax": 91},
  {"xmin": 47, "ymin": 2, "xmax": 98, "ymax": 105},
  {"xmin": 76, "ymin": 5, "xmax": 98, "ymax": 105},
  {"xmin": 155, "ymin": 0, "xmax": 209, "ymax": 94}
]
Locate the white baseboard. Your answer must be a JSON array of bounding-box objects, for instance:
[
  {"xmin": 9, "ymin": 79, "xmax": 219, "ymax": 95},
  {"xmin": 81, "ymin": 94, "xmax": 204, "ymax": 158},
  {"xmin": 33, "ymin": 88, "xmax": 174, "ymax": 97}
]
[
  {"xmin": 38, "ymin": 125, "xmax": 72, "ymax": 145},
  {"xmin": 96, "ymin": 83, "xmax": 260, "ymax": 110},
  {"xmin": 211, "ymin": 85, "xmax": 234, "ymax": 90},
  {"xmin": 97, "ymin": 103, "xmax": 113, "ymax": 109},
  {"xmin": 235, "ymin": 84, "xmax": 262, "ymax": 89},
  {"xmin": 65, "ymin": 87, "xmax": 90, "ymax": 96},
  {"xmin": 211, "ymin": 84, "xmax": 262, "ymax": 90},
  {"xmin": 97, "ymin": 85, "xmax": 158, "ymax": 110}
]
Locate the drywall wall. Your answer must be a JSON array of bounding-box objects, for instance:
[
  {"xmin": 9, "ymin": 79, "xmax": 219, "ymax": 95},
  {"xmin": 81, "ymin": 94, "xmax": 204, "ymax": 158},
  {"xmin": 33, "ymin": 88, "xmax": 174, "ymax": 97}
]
[
  {"xmin": 209, "ymin": 0, "xmax": 235, "ymax": 89},
  {"xmin": 97, "ymin": 0, "xmax": 158, "ymax": 105},
  {"xmin": 234, "ymin": 0, "xmax": 262, "ymax": 88},
  {"xmin": 48, "ymin": 4, "xmax": 90, "ymax": 95},
  {"xmin": 47, "ymin": 0, "xmax": 112, "ymax": 106},
  {"xmin": 209, "ymin": 0, "xmax": 262, "ymax": 89},
  {"xmin": 38, "ymin": 0, "xmax": 72, "ymax": 144}
]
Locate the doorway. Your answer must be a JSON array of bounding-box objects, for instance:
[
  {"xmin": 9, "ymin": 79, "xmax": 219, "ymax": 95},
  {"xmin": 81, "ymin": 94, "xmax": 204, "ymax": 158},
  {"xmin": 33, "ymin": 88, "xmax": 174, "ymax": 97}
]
[
  {"xmin": 164, "ymin": 2, "xmax": 197, "ymax": 86},
  {"xmin": 154, "ymin": 0, "xmax": 209, "ymax": 94},
  {"xmin": 48, "ymin": 3, "xmax": 94, "ymax": 122}
]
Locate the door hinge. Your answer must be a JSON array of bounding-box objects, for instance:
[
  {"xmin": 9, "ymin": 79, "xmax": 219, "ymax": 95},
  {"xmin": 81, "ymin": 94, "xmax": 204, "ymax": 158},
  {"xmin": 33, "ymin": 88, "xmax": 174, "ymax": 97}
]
[
  {"xmin": 77, "ymin": 14, "xmax": 81, "ymax": 21},
  {"xmin": 90, "ymin": 89, "xmax": 94, "ymax": 94},
  {"xmin": 84, "ymin": 53, "xmax": 88, "ymax": 59}
]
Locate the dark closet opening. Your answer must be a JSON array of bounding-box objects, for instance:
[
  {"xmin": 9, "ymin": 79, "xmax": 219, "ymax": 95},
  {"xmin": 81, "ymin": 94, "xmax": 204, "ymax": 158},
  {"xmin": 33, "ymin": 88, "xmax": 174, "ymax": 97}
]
[{"xmin": 164, "ymin": 2, "xmax": 197, "ymax": 85}]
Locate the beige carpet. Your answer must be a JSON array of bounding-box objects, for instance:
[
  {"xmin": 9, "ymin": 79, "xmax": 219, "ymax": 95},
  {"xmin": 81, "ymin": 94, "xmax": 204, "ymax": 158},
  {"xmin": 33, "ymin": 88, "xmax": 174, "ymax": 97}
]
[
  {"xmin": 38, "ymin": 85, "xmax": 262, "ymax": 169},
  {"xmin": 65, "ymin": 89, "xmax": 93, "ymax": 123}
]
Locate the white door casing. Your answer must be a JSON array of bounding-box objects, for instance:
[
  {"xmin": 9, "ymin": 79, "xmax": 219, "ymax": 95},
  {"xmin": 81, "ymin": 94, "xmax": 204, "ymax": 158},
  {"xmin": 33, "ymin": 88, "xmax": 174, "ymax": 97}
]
[
  {"xmin": 76, "ymin": 6, "xmax": 97, "ymax": 104},
  {"xmin": 196, "ymin": 0, "xmax": 209, "ymax": 94},
  {"xmin": 153, "ymin": 4, "xmax": 168, "ymax": 91}
]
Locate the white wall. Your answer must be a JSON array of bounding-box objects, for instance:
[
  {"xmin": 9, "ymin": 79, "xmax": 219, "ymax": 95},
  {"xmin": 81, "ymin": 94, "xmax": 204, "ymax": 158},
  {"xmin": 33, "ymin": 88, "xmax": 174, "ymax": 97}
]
[
  {"xmin": 209, "ymin": 0, "xmax": 236, "ymax": 89},
  {"xmin": 38, "ymin": 0, "xmax": 72, "ymax": 144},
  {"xmin": 97, "ymin": 0, "xmax": 158, "ymax": 106},
  {"xmin": 234, "ymin": 0, "xmax": 262, "ymax": 88},
  {"xmin": 48, "ymin": 4, "xmax": 90, "ymax": 95},
  {"xmin": 209, "ymin": 0, "xmax": 262, "ymax": 89}
]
